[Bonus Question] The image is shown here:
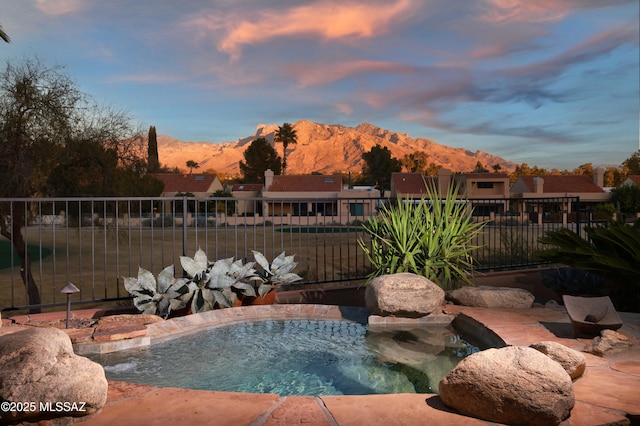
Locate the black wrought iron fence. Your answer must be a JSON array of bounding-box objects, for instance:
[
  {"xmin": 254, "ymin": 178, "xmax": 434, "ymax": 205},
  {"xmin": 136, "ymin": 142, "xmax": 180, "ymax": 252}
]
[{"xmin": 1, "ymin": 195, "xmax": 582, "ymax": 312}]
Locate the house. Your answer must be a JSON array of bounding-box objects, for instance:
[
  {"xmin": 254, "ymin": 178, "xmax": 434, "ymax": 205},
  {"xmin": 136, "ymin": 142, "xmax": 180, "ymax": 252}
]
[
  {"xmin": 260, "ymin": 169, "xmax": 380, "ymax": 224},
  {"xmin": 152, "ymin": 173, "xmax": 223, "ymax": 197},
  {"xmin": 622, "ymin": 175, "xmax": 640, "ymax": 187},
  {"xmin": 152, "ymin": 173, "xmax": 224, "ymax": 217},
  {"xmin": 390, "ymin": 169, "xmax": 510, "ymax": 218},
  {"xmin": 231, "ymin": 183, "xmax": 263, "ymax": 216},
  {"xmin": 510, "ymin": 170, "xmax": 610, "ymax": 224}
]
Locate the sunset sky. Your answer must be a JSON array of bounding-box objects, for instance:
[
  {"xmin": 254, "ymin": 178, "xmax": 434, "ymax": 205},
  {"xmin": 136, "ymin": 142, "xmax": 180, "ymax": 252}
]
[{"xmin": 1, "ymin": 0, "xmax": 638, "ymax": 169}]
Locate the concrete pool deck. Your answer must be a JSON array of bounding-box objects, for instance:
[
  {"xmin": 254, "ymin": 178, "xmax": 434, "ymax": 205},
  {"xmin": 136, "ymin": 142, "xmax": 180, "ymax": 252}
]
[{"xmin": 2, "ymin": 303, "xmax": 640, "ymax": 425}]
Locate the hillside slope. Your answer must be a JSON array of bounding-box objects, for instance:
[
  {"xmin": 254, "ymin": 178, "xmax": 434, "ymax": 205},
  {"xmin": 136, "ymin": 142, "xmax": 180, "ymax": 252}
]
[{"xmin": 157, "ymin": 120, "xmax": 516, "ymax": 175}]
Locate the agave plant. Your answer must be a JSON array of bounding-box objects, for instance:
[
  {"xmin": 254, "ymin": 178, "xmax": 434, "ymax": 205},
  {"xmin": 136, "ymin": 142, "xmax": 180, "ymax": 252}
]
[
  {"xmin": 252, "ymin": 250, "xmax": 303, "ymax": 297},
  {"xmin": 124, "ymin": 249, "xmax": 303, "ymax": 316},
  {"xmin": 123, "ymin": 265, "xmax": 190, "ymax": 318},
  {"xmin": 180, "ymin": 249, "xmax": 260, "ymax": 311}
]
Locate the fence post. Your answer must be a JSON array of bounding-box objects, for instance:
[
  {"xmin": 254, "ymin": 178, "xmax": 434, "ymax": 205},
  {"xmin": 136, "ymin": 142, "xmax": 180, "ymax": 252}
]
[
  {"xmin": 575, "ymin": 197, "xmax": 581, "ymax": 234},
  {"xmin": 182, "ymin": 196, "xmax": 188, "ymax": 257}
]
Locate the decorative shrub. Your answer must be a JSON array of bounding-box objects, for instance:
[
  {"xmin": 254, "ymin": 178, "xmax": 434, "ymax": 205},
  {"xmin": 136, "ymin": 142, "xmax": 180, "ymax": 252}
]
[
  {"xmin": 358, "ymin": 181, "xmax": 487, "ymax": 290},
  {"xmin": 538, "ymin": 222, "xmax": 640, "ymax": 312},
  {"xmin": 124, "ymin": 249, "xmax": 302, "ymax": 318}
]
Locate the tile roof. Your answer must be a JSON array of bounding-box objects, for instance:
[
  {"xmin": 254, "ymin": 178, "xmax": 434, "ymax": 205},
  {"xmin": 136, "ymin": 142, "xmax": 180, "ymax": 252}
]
[
  {"xmin": 268, "ymin": 174, "xmax": 342, "ymax": 192},
  {"xmin": 391, "ymin": 173, "xmax": 437, "ymax": 195},
  {"xmin": 515, "ymin": 175, "xmax": 604, "ymax": 193},
  {"xmin": 232, "ymin": 184, "xmax": 263, "ymax": 192},
  {"xmin": 627, "ymin": 175, "xmax": 640, "ymax": 185},
  {"xmin": 152, "ymin": 174, "xmax": 220, "ymax": 193}
]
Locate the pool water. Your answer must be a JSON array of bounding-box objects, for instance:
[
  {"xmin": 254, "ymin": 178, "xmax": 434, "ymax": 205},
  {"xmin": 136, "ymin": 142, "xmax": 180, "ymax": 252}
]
[{"xmin": 92, "ymin": 320, "xmax": 478, "ymax": 396}]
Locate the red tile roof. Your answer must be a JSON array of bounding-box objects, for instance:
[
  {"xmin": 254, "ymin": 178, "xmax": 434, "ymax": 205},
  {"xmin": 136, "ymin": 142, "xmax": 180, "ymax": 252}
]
[
  {"xmin": 627, "ymin": 175, "xmax": 640, "ymax": 185},
  {"xmin": 268, "ymin": 175, "xmax": 342, "ymax": 192},
  {"xmin": 391, "ymin": 173, "xmax": 437, "ymax": 195},
  {"xmin": 516, "ymin": 175, "xmax": 604, "ymax": 193},
  {"xmin": 232, "ymin": 184, "xmax": 263, "ymax": 192},
  {"xmin": 152, "ymin": 174, "xmax": 220, "ymax": 193}
]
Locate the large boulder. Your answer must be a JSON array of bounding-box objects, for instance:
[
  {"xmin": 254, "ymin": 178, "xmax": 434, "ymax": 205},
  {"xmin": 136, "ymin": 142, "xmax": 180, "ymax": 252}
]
[
  {"xmin": 439, "ymin": 346, "xmax": 574, "ymax": 426},
  {"xmin": 447, "ymin": 285, "xmax": 535, "ymax": 308},
  {"xmin": 365, "ymin": 273, "xmax": 445, "ymax": 318},
  {"xmin": 530, "ymin": 341, "xmax": 586, "ymax": 379},
  {"xmin": 0, "ymin": 327, "xmax": 108, "ymax": 424}
]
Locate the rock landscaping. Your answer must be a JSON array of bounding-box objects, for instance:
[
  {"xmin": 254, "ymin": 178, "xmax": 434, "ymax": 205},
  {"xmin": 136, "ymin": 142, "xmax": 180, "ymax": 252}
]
[
  {"xmin": 439, "ymin": 346, "xmax": 575, "ymax": 426},
  {"xmin": 364, "ymin": 273, "xmax": 445, "ymax": 318},
  {"xmin": 0, "ymin": 327, "xmax": 107, "ymax": 424},
  {"xmin": 447, "ymin": 285, "xmax": 535, "ymax": 308}
]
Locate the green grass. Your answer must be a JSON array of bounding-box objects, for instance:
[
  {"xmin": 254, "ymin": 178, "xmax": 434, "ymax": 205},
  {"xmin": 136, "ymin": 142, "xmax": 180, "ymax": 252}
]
[{"xmin": 0, "ymin": 240, "xmax": 52, "ymax": 269}]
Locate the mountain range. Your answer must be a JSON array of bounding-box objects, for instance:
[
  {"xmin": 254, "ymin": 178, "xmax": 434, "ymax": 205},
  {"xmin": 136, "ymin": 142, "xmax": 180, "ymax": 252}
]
[{"xmin": 157, "ymin": 120, "xmax": 516, "ymax": 176}]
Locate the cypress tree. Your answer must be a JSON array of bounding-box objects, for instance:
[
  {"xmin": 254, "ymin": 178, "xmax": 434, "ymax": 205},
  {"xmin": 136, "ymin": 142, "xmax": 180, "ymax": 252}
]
[{"xmin": 148, "ymin": 125, "xmax": 160, "ymax": 173}]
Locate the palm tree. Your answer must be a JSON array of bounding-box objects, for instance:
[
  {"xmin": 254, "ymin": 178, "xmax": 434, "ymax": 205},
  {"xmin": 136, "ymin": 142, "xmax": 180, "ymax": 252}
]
[
  {"xmin": 274, "ymin": 122, "xmax": 298, "ymax": 175},
  {"xmin": 0, "ymin": 24, "xmax": 10, "ymax": 43},
  {"xmin": 186, "ymin": 160, "xmax": 199, "ymax": 174}
]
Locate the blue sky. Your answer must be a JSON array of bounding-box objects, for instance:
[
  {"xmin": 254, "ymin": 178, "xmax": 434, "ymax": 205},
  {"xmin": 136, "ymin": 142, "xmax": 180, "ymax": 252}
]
[{"xmin": 1, "ymin": 0, "xmax": 638, "ymax": 170}]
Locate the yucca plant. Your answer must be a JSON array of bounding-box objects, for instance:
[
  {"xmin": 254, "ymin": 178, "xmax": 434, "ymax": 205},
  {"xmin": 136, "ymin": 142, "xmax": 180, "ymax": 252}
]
[{"xmin": 359, "ymin": 180, "xmax": 487, "ymax": 290}]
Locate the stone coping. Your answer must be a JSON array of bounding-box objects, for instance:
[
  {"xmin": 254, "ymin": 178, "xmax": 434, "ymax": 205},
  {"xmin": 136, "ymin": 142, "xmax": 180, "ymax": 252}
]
[{"xmin": 74, "ymin": 304, "xmax": 371, "ymax": 354}]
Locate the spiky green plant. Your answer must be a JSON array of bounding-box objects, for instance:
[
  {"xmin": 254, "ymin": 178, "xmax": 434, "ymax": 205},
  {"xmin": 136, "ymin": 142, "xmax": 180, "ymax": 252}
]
[
  {"xmin": 359, "ymin": 181, "xmax": 487, "ymax": 290},
  {"xmin": 538, "ymin": 222, "xmax": 640, "ymax": 311}
]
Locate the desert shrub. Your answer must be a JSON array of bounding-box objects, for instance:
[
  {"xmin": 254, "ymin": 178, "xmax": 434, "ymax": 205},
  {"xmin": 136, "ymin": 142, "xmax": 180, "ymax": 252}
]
[
  {"xmin": 358, "ymin": 181, "xmax": 487, "ymax": 290},
  {"xmin": 538, "ymin": 222, "xmax": 640, "ymax": 312}
]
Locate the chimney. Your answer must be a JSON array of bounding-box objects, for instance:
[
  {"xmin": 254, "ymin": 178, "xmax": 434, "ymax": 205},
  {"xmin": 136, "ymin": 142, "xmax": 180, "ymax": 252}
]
[
  {"xmin": 437, "ymin": 168, "xmax": 452, "ymax": 195},
  {"xmin": 533, "ymin": 177, "xmax": 544, "ymax": 194},
  {"xmin": 264, "ymin": 169, "xmax": 274, "ymax": 190},
  {"xmin": 593, "ymin": 168, "xmax": 604, "ymax": 187}
]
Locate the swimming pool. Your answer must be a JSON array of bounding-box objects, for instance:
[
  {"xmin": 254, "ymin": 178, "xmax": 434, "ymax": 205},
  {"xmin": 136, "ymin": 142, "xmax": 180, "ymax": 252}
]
[{"xmin": 92, "ymin": 319, "xmax": 478, "ymax": 396}]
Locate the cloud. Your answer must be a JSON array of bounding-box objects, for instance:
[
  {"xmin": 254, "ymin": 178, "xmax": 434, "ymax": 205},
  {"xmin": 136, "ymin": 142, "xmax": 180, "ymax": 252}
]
[
  {"xmin": 214, "ymin": 0, "xmax": 420, "ymax": 60},
  {"xmin": 286, "ymin": 60, "xmax": 415, "ymax": 87},
  {"xmin": 499, "ymin": 25, "xmax": 639, "ymax": 81},
  {"xmin": 476, "ymin": 0, "xmax": 638, "ymax": 24},
  {"xmin": 35, "ymin": 0, "xmax": 82, "ymax": 15}
]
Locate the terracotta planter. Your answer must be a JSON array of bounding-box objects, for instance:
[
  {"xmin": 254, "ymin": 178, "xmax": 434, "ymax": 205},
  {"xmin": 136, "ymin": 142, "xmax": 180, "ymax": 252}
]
[{"xmin": 234, "ymin": 291, "xmax": 277, "ymax": 306}]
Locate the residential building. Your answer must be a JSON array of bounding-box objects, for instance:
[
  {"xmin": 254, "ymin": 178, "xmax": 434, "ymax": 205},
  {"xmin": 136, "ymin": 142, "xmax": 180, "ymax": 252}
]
[
  {"xmin": 152, "ymin": 173, "xmax": 223, "ymax": 197},
  {"xmin": 622, "ymin": 175, "xmax": 640, "ymax": 187},
  {"xmin": 510, "ymin": 170, "xmax": 610, "ymax": 224},
  {"xmin": 259, "ymin": 169, "xmax": 380, "ymax": 225}
]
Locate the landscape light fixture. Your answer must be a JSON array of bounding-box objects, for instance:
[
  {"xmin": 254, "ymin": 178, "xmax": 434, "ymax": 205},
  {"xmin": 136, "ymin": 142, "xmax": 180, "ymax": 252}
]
[{"xmin": 61, "ymin": 282, "xmax": 80, "ymax": 329}]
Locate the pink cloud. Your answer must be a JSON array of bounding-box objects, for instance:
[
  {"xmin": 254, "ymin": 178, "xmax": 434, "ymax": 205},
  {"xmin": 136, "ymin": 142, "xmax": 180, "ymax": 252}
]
[
  {"xmin": 215, "ymin": 0, "xmax": 420, "ymax": 60},
  {"xmin": 476, "ymin": 0, "xmax": 575, "ymax": 24},
  {"xmin": 287, "ymin": 60, "xmax": 415, "ymax": 87},
  {"xmin": 35, "ymin": 0, "xmax": 82, "ymax": 15}
]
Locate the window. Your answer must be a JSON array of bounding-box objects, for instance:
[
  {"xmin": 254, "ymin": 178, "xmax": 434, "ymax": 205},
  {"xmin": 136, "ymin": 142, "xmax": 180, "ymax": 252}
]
[
  {"xmin": 477, "ymin": 182, "xmax": 494, "ymax": 189},
  {"xmin": 350, "ymin": 203, "xmax": 364, "ymax": 216}
]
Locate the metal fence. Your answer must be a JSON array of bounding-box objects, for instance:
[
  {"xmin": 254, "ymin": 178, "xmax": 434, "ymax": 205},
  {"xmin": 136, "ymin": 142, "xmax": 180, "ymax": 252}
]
[{"xmin": 0, "ymin": 195, "xmax": 583, "ymax": 312}]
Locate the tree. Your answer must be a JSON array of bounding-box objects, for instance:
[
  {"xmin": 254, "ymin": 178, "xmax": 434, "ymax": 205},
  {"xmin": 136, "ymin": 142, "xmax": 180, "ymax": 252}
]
[
  {"xmin": 492, "ymin": 164, "xmax": 502, "ymax": 173},
  {"xmin": 148, "ymin": 125, "xmax": 160, "ymax": 173},
  {"xmin": 239, "ymin": 137, "xmax": 282, "ymax": 182},
  {"xmin": 0, "ymin": 24, "xmax": 9, "ymax": 43},
  {"xmin": 623, "ymin": 150, "xmax": 640, "ymax": 176},
  {"xmin": 361, "ymin": 144, "xmax": 402, "ymax": 190},
  {"xmin": 473, "ymin": 161, "xmax": 488, "ymax": 173},
  {"xmin": 0, "ymin": 57, "xmax": 148, "ymax": 309},
  {"xmin": 610, "ymin": 184, "xmax": 640, "ymax": 216},
  {"xmin": 400, "ymin": 151, "xmax": 429, "ymax": 173},
  {"xmin": 274, "ymin": 122, "xmax": 297, "ymax": 175},
  {"xmin": 186, "ymin": 160, "xmax": 199, "ymax": 174}
]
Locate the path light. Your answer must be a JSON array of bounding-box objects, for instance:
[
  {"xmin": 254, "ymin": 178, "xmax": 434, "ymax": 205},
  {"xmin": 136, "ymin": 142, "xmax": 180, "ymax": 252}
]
[{"xmin": 61, "ymin": 282, "xmax": 80, "ymax": 329}]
